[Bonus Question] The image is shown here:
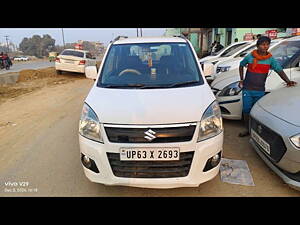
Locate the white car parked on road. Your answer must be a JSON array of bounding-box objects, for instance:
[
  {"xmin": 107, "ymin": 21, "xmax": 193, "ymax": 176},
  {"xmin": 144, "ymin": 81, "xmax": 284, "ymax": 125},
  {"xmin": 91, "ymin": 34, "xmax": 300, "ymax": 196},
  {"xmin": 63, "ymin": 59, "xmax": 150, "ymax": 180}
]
[
  {"xmin": 80, "ymin": 36, "xmax": 224, "ymax": 189},
  {"xmin": 199, "ymin": 40, "xmax": 250, "ymax": 63},
  {"xmin": 214, "ymin": 38, "xmax": 287, "ymax": 78},
  {"xmin": 13, "ymin": 56, "xmax": 29, "ymax": 61},
  {"xmin": 55, "ymin": 49, "xmax": 97, "ymax": 75},
  {"xmin": 203, "ymin": 41, "xmax": 256, "ymax": 81},
  {"xmin": 211, "ymin": 36, "xmax": 300, "ymax": 120}
]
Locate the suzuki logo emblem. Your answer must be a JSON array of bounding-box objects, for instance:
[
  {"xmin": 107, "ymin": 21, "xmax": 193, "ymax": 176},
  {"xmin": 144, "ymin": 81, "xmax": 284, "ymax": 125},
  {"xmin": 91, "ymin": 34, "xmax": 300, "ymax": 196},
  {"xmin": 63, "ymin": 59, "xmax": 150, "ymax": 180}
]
[{"xmin": 144, "ymin": 129, "xmax": 157, "ymax": 141}]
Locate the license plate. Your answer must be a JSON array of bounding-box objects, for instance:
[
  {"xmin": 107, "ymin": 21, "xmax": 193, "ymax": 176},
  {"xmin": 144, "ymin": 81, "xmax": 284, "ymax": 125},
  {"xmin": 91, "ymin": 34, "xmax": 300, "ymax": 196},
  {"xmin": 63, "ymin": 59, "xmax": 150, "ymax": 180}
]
[
  {"xmin": 251, "ymin": 129, "xmax": 270, "ymax": 154},
  {"xmin": 64, "ymin": 60, "xmax": 74, "ymax": 64},
  {"xmin": 120, "ymin": 148, "xmax": 180, "ymax": 161}
]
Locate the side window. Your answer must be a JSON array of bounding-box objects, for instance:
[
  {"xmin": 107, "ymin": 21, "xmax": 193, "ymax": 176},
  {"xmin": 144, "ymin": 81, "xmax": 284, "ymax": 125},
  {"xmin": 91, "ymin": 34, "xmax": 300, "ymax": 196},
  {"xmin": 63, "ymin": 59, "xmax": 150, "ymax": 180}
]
[
  {"xmin": 220, "ymin": 43, "xmax": 243, "ymax": 56},
  {"xmin": 290, "ymin": 52, "xmax": 300, "ymax": 68},
  {"xmin": 86, "ymin": 53, "xmax": 92, "ymax": 59},
  {"xmin": 272, "ymin": 40, "xmax": 300, "ymax": 69},
  {"xmin": 235, "ymin": 45, "xmax": 256, "ymax": 58}
]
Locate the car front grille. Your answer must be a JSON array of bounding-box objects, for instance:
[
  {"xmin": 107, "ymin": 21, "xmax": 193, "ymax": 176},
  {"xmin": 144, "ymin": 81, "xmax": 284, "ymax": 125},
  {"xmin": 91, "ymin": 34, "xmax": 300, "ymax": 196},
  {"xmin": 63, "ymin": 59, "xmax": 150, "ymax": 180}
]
[
  {"xmin": 250, "ymin": 117, "xmax": 287, "ymax": 163},
  {"xmin": 107, "ymin": 151, "xmax": 194, "ymax": 178},
  {"xmin": 104, "ymin": 125, "xmax": 196, "ymax": 143}
]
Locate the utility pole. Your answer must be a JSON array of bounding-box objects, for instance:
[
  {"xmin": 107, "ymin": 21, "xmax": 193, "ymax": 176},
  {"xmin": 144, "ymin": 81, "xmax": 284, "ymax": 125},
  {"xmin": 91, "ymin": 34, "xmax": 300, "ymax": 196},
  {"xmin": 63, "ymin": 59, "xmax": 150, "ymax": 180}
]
[
  {"xmin": 4, "ymin": 35, "xmax": 9, "ymax": 53},
  {"xmin": 61, "ymin": 28, "xmax": 66, "ymax": 49}
]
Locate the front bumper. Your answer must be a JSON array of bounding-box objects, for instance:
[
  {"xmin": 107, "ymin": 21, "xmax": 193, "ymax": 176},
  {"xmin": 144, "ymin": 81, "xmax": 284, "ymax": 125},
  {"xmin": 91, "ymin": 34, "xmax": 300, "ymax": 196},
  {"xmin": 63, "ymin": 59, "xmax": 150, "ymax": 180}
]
[
  {"xmin": 250, "ymin": 103, "xmax": 300, "ymax": 189},
  {"xmin": 79, "ymin": 124, "xmax": 223, "ymax": 189}
]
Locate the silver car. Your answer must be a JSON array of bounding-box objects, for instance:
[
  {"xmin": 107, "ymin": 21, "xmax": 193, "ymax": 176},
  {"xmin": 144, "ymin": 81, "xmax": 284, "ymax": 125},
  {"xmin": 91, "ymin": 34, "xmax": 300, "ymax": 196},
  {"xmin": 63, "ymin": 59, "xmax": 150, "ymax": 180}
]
[{"xmin": 249, "ymin": 84, "xmax": 300, "ymax": 190}]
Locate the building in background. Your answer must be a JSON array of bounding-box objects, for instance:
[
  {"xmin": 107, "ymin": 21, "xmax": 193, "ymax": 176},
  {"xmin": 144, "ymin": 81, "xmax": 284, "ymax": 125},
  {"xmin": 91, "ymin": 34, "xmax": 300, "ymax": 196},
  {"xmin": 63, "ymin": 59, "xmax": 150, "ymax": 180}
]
[
  {"xmin": 165, "ymin": 28, "xmax": 299, "ymax": 58},
  {"xmin": 164, "ymin": 28, "xmax": 213, "ymax": 57}
]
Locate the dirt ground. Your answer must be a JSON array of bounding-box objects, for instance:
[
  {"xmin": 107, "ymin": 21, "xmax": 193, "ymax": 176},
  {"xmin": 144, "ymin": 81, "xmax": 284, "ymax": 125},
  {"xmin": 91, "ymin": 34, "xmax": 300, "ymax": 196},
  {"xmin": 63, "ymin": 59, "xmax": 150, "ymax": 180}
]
[
  {"xmin": 0, "ymin": 67, "xmax": 86, "ymax": 105},
  {"xmin": 0, "ymin": 68, "xmax": 299, "ymax": 196}
]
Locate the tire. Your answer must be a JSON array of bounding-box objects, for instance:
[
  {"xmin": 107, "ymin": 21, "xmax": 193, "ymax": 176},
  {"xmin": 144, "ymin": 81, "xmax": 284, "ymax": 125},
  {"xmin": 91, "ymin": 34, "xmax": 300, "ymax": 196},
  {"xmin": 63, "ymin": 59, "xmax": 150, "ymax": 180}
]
[{"xmin": 56, "ymin": 70, "xmax": 62, "ymax": 75}]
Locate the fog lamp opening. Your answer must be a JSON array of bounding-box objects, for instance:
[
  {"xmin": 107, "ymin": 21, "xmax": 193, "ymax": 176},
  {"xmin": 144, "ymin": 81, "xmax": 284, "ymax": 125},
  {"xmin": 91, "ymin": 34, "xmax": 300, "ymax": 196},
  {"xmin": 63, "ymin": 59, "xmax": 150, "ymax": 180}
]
[{"xmin": 203, "ymin": 151, "xmax": 222, "ymax": 172}]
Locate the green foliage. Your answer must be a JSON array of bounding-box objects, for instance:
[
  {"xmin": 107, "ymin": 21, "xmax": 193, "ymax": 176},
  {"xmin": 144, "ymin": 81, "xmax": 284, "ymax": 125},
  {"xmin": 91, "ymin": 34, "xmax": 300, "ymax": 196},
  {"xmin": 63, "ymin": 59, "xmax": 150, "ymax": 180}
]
[{"xmin": 19, "ymin": 34, "xmax": 56, "ymax": 58}]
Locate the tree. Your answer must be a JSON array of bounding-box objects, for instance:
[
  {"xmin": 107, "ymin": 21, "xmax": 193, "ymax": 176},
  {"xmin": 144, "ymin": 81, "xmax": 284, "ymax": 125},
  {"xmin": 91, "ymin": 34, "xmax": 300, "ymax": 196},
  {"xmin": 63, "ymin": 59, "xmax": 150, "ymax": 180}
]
[{"xmin": 19, "ymin": 34, "xmax": 56, "ymax": 58}]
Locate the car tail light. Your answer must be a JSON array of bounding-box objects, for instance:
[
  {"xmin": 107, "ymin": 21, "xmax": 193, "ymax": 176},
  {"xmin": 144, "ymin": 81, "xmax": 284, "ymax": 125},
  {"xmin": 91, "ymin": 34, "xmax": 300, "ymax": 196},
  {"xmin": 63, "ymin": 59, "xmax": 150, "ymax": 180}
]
[
  {"xmin": 79, "ymin": 60, "xmax": 86, "ymax": 65},
  {"xmin": 55, "ymin": 57, "xmax": 60, "ymax": 63}
]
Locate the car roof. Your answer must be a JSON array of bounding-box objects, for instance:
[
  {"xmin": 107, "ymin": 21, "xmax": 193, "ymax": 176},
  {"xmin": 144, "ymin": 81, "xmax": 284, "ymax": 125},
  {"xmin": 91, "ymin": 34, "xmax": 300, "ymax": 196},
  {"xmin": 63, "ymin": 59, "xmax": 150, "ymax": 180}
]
[
  {"xmin": 113, "ymin": 36, "xmax": 187, "ymax": 45},
  {"xmin": 63, "ymin": 49, "xmax": 88, "ymax": 53},
  {"xmin": 283, "ymin": 35, "xmax": 300, "ymax": 41}
]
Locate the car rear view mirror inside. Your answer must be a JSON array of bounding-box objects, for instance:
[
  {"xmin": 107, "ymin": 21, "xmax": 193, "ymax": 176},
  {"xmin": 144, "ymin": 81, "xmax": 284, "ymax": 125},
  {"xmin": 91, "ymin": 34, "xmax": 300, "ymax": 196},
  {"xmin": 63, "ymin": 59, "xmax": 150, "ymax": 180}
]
[{"xmin": 85, "ymin": 66, "xmax": 98, "ymax": 80}]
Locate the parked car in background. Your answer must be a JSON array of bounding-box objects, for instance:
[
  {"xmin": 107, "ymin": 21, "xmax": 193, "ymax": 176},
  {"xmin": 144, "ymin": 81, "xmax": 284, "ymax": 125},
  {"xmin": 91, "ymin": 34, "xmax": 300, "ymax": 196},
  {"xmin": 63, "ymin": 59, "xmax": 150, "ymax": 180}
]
[
  {"xmin": 55, "ymin": 49, "xmax": 97, "ymax": 75},
  {"xmin": 13, "ymin": 56, "xmax": 29, "ymax": 61},
  {"xmin": 214, "ymin": 38, "xmax": 287, "ymax": 78},
  {"xmin": 210, "ymin": 35, "xmax": 300, "ymax": 120},
  {"xmin": 249, "ymin": 84, "xmax": 300, "ymax": 190},
  {"xmin": 199, "ymin": 40, "xmax": 250, "ymax": 63},
  {"xmin": 203, "ymin": 41, "xmax": 256, "ymax": 81},
  {"xmin": 81, "ymin": 36, "xmax": 224, "ymax": 189}
]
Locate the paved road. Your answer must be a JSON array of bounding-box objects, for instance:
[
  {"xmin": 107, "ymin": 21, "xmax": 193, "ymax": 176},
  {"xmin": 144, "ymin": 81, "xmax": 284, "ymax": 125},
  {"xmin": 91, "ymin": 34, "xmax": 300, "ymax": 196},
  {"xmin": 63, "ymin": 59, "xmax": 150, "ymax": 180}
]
[
  {"xmin": 0, "ymin": 78, "xmax": 299, "ymax": 197},
  {"xmin": 0, "ymin": 61, "xmax": 54, "ymax": 75}
]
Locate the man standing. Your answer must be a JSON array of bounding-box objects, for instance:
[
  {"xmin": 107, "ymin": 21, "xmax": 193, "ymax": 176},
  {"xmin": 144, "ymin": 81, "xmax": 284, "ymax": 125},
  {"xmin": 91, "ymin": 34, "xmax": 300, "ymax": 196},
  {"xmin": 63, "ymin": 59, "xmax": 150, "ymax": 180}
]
[{"xmin": 238, "ymin": 36, "xmax": 297, "ymax": 137}]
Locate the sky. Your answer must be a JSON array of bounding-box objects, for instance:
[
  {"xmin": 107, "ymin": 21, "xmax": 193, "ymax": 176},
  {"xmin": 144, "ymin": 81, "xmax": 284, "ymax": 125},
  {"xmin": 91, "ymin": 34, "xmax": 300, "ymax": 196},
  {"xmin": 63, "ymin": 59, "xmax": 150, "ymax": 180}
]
[{"xmin": 0, "ymin": 28, "xmax": 166, "ymax": 47}]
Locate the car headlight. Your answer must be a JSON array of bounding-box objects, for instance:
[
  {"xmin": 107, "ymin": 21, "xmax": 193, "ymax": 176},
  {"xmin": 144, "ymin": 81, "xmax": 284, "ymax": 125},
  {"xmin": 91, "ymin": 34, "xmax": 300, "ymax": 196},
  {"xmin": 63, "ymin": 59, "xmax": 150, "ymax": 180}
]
[
  {"xmin": 217, "ymin": 66, "xmax": 231, "ymax": 73},
  {"xmin": 79, "ymin": 103, "xmax": 103, "ymax": 143},
  {"xmin": 290, "ymin": 134, "xmax": 300, "ymax": 148},
  {"xmin": 218, "ymin": 81, "xmax": 242, "ymax": 97},
  {"xmin": 211, "ymin": 60, "xmax": 219, "ymax": 65},
  {"xmin": 198, "ymin": 101, "xmax": 223, "ymax": 142}
]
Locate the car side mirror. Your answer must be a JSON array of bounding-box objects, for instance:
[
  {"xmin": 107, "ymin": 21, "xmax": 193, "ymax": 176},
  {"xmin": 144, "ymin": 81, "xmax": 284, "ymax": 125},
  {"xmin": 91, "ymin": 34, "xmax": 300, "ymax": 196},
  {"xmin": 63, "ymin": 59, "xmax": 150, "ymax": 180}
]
[{"xmin": 85, "ymin": 66, "xmax": 98, "ymax": 80}]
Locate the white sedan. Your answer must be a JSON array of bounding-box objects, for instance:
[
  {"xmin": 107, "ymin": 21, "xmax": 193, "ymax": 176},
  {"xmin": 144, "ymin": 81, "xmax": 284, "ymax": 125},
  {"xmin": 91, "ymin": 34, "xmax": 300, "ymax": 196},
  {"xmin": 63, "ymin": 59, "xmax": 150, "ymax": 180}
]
[
  {"xmin": 55, "ymin": 49, "xmax": 97, "ymax": 75},
  {"xmin": 13, "ymin": 56, "xmax": 29, "ymax": 61},
  {"xmin": 211, "ymin": 35, "xmax": 300, "ymax": 120}
]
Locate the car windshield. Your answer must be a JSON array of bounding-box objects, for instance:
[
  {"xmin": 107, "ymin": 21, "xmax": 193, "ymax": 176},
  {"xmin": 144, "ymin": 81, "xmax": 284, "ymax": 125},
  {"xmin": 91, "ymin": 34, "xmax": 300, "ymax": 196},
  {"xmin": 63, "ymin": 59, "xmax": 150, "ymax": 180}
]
[
  {"xmin": 97, "ymin": 42, "xmax": 204, "ymax": 89},
  {"xmin": 270, "ymin": 40, "xmax": 300, "ymax": 68},
  {"xmin": 61, "ymin": 50, "xmax": 84, "ymax": 58},
  {"xmin": 220, "ymin": 43, "xmax": 252, "ymax": 57}
]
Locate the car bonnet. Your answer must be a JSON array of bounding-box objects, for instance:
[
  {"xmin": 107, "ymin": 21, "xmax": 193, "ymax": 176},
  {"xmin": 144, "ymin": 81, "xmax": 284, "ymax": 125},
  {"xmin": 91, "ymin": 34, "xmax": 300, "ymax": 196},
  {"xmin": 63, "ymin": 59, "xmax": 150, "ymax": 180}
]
[
  {"xmin": 85, "ymin": 84, "xmax": 215, "ymax": 125},
  {"xmin": 257, "ymin": 85, "xmax": 300, "ymax": 127}
]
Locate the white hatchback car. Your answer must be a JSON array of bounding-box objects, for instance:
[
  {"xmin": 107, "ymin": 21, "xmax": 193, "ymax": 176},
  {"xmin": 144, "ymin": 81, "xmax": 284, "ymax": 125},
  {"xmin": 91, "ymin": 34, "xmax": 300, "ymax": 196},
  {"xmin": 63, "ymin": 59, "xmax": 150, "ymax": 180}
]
[
  {"xmin": 79, "ymin": 36, "xmax": 224, "ymax": 189},
  {"xmin": 211, "ymin": 36, "xmax": 300, "ymax": 120},
  {"xmin": 250, "ymin": 85, "xmax": 300, "ymax": 190},
  {"xmin": 55, "ymin": 49, "xmax": 96, "ymax": 75},
  {"xmin": 199, "ymin": 40, "xmax": 250, "ymax": 64},
  {"xmin": 202, "ymin": 41, "xmax": 256, "ymax": 80}
]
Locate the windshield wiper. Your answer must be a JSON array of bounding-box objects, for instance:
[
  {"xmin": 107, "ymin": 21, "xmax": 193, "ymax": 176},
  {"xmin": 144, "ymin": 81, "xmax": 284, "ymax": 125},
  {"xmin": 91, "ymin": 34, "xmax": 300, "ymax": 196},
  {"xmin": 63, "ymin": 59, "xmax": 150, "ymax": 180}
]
[
  {"xmin": 167, "ymin": 81, "xmax": 200, "ymax": 88},
  {"xmin": 103, "ymin": 84, "xmax": 146, "ymax": 88}
]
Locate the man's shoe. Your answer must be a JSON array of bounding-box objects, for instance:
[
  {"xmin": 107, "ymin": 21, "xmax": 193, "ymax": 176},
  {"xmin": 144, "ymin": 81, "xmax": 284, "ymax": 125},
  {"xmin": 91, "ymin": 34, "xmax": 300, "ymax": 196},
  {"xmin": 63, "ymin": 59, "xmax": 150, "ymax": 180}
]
[{"xmin": 238, "ymin": 130, "xmax": 250, "ymax": 137}]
